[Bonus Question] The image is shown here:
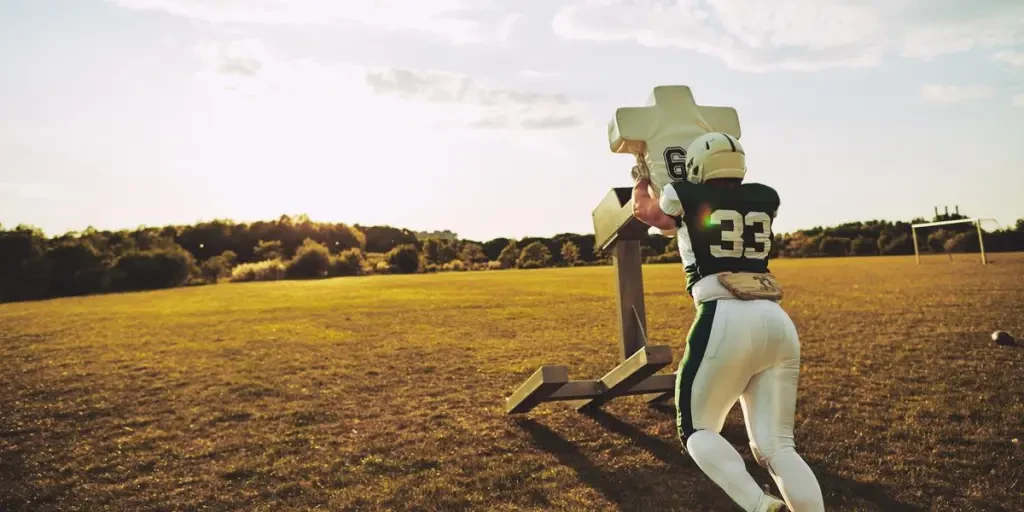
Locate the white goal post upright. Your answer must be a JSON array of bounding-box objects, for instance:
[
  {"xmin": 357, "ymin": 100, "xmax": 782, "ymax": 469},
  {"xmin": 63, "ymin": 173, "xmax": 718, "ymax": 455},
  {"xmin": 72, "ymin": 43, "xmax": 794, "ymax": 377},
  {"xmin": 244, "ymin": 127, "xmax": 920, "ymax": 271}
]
[{"xmin": 910, "ymin": 218, "xmax": 996, "ymax": 265}]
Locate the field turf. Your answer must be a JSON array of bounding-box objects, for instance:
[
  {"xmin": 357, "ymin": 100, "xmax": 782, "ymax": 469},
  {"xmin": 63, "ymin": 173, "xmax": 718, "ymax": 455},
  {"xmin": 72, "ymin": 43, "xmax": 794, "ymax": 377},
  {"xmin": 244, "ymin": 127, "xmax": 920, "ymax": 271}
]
[{"xmin": 2, "ymin": 254, "xmax": 1022, "ymax": 511}]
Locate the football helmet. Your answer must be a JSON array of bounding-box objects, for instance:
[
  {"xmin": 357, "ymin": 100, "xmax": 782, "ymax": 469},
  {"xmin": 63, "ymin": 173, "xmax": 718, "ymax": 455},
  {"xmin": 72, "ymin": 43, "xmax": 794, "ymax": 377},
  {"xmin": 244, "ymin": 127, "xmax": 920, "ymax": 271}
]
[{"xmin": 685, "ymin": 132, "xmax": 746, "ymax": 185}]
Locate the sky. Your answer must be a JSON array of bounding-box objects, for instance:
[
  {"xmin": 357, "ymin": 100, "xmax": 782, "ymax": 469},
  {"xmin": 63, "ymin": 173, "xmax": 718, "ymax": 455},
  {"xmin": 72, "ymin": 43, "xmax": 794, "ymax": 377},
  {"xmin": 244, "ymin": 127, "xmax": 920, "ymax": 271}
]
[{"xmin": 1, "ymin": 0, "xmax": 1022, "ymax": 241}]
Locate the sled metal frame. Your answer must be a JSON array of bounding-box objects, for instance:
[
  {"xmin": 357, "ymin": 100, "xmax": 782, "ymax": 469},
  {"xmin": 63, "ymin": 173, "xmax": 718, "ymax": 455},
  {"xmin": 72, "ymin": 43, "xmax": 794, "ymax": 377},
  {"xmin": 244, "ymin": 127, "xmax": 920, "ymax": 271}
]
[{"xmin": 505, "ymin": 188, "xmax": 676, "ymax": 414}]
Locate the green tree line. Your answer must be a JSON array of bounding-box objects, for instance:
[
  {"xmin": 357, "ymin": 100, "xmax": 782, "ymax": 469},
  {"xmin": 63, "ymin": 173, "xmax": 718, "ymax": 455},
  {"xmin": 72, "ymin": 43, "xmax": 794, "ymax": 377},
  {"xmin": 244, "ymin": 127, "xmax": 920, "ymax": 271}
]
[{"xmin": 2, "ymin": 211, "xmax": 1022, "ymax": 303}]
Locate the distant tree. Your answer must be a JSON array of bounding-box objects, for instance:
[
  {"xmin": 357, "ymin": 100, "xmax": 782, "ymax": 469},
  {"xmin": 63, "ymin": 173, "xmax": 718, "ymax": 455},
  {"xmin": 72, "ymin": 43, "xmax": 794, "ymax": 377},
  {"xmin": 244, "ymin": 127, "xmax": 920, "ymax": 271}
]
[
  {"xmin": 876, "ymin": 231, "xmax": 894, "ymax": 255},
  {"xmin": 926, "ymin": 229, "xmax": 952, "ymax": 254},
  {"xmin": 460, "ymin": 242, "xmax": 487, "ymax": 264},
  {"xmin": 641, "ymin": 234, "xmax": 670, "ymax": 255},
  {"xmin": 45, "ymin": 240, "xmax": 110, "ymax": 296},
  {"xmin": 112, "ymin": 246, "xmax": 196, "ymax": 291},
  {"xmin": 783, "ymin": 233, "xmax": 820, "ymax": 258},
  {"xmin": 176, "ymin": 219, "xmax": 232, "ymax": 259},
  {"xmin": 386, "ymin": 244, "xmax": 423, "ymax": 274},
  {"xmin": 482, "ymin": 238, "xmax": 511, "ymax": 261},
  {"xmin": 519, "ymin": 237, "xmax": 563, "ymax": 266},
  {"xmin": 200, "ymin": 250, "xmax": 238, "ymax": 283},
  {"xmin": 421, "ymin": 237, "xmax": 458, "ymax": 265},
  {"xmin": 880, "ymin": 233, "xmax": 914, "ymax": 255},
  {"xmin": 554, "ymin": 233, "xmax": 597, "ymax": 263},
  {"xmin": 497, "ymin": 241, "xmax": 519, "ymax": 269},
  {"xmin": 517, "ymin": 241, "xmax": 552, "ymax": 269},
  {"xmin": 850, "ymin": 236, "xmax": 877, "ymax": 256},
  {"xmin": 560, "ymin": 241, "xmax": 580, "ymax": 267},
  {"xmin": 360, "ymin": 225, "xmax": 418, "ymax": 253},
  {"xmin": 944, "ymin": 232, "xmax": 979, "ymax": 253},
  {"xmin": 286, "ymin": 239, "xmax": 331, "ymax": 279},
  {"xmin": 329, "ymin": 249, "xmax": 365, "ymax": 277},
  {"xmin": 254, "ymin": 240, "xmax": 285, "ymax": 261},
  {"xmin": 320, "ymin": 223, "xmax": 366, "ymax": 253},
  {"xmin": 0, "ymin": 226, "xmax": 49, "ymax": 302},
  {"xmin": 819, "ymin": 237, "xmax": 850, "ymax": 257}
]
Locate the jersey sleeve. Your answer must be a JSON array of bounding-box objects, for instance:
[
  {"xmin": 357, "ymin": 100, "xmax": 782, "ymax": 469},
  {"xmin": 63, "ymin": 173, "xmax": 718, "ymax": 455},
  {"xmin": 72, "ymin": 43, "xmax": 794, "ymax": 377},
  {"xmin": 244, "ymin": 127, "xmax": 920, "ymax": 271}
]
[{"xmin": 659, "ymin": 184, "xmax": 684, "ymax": 217}]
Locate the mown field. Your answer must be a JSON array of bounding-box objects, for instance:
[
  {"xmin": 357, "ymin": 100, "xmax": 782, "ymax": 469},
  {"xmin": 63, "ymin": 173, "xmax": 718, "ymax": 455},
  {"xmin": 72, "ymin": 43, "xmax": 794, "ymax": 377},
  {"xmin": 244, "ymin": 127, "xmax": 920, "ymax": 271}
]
[{"xmin": 1, "ymin": 253, "xmax": 1022, "ymax": 511}]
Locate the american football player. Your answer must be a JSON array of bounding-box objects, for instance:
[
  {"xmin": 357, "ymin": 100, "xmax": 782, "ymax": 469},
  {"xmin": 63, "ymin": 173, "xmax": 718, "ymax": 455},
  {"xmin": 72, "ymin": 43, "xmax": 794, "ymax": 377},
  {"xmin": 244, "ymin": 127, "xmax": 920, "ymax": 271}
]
[{"xmin": 632, "ymin": 132, "xmax": 824, "ymax": 512}]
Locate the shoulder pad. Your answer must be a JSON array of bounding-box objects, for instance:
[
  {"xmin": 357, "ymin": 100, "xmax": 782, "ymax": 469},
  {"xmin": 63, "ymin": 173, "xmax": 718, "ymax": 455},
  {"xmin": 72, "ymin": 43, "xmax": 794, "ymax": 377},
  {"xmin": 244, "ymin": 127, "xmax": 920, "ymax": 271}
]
[
  {"xmin": 740, "ymin": 183, "xmax": 780, "ymax": 209},
  {"xmin": 670, "ymin": 181, "xmax": 703, "ymax": 204}
]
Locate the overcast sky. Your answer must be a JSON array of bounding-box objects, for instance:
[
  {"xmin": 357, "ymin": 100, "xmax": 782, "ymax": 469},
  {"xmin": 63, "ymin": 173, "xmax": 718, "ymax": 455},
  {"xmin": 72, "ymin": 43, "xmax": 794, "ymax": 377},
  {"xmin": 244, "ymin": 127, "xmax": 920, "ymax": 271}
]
[{"xmin": 2, "ymin": 0, "xmax": 1022, "ymax": 241}]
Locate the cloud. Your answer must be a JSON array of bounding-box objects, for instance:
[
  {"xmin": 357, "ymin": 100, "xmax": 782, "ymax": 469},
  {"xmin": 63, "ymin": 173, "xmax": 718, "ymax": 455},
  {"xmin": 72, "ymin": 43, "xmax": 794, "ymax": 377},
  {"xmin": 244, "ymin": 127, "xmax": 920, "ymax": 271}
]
[
  {"xmin": 552, "ymin": 0, "xmax": 1024, "ymax": 72},
  {"xmin": 1012, "ymin": 94, "xmax": 1024, "ymax": 107},
  {"xmin": 993, "ymin": 50, "xmax": 1024, "ymax": 67},
  {"xmin": 193, "ymin": 40, "xmax": 588, "ymax": 130},
  {"xmin": 920, "ymin": 84, "xmax": 994, "ymax": 103},
  {"xmin": 363, "ymin": 68, "xmax": 585, "ymax": 129},
  {"xmin": 108, "ymin": 0, "xmax": 522, "ymax": 44},
  {"xmin": 195, "ymin": 39, "xmax": 266, "ymax": 77}
]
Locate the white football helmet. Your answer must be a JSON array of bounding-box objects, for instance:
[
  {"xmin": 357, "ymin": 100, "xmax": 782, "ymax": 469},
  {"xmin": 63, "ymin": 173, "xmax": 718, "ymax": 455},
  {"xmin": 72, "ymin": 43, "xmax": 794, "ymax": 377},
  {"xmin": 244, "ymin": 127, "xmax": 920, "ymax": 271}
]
[{"xmin": 684, "ymin": 132, "xmax": 746, "ymax": 184}]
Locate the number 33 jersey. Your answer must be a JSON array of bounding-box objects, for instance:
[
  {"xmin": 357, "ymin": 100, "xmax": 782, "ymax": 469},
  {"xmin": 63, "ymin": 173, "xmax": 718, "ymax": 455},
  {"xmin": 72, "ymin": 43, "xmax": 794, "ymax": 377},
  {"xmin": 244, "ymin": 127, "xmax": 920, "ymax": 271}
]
[{"xmin": 660, "ymin": 182, "xmax": 780, "ymax": 297}]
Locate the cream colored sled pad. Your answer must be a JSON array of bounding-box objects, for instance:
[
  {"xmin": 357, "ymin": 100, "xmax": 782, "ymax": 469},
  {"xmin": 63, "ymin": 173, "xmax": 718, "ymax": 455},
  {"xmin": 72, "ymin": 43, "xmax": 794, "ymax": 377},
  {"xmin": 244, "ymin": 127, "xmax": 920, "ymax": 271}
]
[{"xmin": 716, "ymin": 272, "xmax": 783, "ymax": 301}]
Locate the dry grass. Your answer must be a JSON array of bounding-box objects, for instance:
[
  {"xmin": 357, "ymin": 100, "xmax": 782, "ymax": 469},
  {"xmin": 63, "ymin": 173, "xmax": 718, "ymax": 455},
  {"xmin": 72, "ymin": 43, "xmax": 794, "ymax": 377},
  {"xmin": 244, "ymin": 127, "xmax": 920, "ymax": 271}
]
[{"xmin": 1, "ymin": 253, "xmax": 1022, "ymax": 511}]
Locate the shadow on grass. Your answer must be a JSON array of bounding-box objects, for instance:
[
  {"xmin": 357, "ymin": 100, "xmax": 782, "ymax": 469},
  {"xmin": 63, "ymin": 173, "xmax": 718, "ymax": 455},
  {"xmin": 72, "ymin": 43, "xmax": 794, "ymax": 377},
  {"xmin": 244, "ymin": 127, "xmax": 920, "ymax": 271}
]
[
  {"xmin": 522, "ymin": 407, "xmax": 924, "ymax": 512},
  {"xmin": 514, "ymin": 418, "xmax": 626, "ymax": 506},
  {"xmin": 649, "ymin": 404, "xmax": 926, "ymax": 511}
]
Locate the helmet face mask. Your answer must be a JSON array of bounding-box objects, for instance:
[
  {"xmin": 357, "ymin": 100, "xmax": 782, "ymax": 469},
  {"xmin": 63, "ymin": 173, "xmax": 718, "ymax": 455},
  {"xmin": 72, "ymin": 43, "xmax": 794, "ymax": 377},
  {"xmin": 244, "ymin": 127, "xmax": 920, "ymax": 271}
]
[{"xmin": 684, "ymin": 132, "xmax": 746, "ymax": 185}]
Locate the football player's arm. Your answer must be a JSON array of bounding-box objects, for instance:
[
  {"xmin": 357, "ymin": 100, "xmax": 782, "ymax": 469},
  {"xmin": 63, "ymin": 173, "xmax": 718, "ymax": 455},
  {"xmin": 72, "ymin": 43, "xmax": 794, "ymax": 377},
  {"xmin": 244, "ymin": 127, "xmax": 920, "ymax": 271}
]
[{"xmin": 632, "ymin": 179, "xmax": 678, "ymax": 231}]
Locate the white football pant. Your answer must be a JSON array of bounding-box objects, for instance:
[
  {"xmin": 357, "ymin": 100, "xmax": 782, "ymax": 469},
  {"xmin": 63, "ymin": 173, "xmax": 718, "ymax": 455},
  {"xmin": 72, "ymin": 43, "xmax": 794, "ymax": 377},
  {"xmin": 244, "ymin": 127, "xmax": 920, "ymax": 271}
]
[{"xmin": 675, "ymin": 298, "xmax": 825, "ymax": 512}]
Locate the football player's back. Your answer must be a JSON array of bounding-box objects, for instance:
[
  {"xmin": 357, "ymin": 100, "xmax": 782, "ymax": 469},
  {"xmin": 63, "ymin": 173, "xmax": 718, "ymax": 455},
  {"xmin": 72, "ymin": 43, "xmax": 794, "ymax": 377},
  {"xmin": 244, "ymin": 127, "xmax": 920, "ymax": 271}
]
[{"xmin": 668, "ymin": 180, "xmax": 781, "ymax": 295}]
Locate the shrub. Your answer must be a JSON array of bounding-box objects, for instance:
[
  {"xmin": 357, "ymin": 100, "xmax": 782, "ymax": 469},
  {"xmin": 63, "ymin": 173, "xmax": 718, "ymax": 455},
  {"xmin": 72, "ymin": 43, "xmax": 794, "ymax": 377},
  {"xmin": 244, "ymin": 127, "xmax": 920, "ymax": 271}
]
[
  {"xmin": 365, "ymin": 252, "xmax": 386, "ymax": 266},
  {"xmin": 487, "ymin": 261, "xmax": 503, "ymax": 270},
  {"xmin": 230, "ymin": 259, "xmax": 287, "ymax": 282},
  {"xmin": 375, "ymin": 261, "xmax": 392, "ymax": 274},
  {"xmin": 424, "ymin": 263, "xmax": 440, "ymax": 273},
  {"xmin": 113, "ymin": 246, "xmax": 196, "ymax": 291},
  {"xmin": 286, "ymin": 238, "xmax": 331, "ymax": 279},
  {"xmin": 386, "ymin": 244, "xmax": 422, "ymax": 274},
  {"xmin": 443, "ymin": 260, "xmax": 466, "ymax": 272},
  {"xmin": 329, "ymin": 248, "xmax": 365, "ymax": 277},
  {"xmin": 200, "ymin": 250, "xmax": 238, "ymax": 283}
]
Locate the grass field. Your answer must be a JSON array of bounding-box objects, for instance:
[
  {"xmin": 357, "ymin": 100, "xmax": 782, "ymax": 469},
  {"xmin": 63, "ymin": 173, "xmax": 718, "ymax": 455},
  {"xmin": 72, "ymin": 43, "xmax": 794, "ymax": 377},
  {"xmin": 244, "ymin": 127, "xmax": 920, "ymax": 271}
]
[{"xmin": 2, "ymin": 253, "xmax": 1023, "ymax": 511}]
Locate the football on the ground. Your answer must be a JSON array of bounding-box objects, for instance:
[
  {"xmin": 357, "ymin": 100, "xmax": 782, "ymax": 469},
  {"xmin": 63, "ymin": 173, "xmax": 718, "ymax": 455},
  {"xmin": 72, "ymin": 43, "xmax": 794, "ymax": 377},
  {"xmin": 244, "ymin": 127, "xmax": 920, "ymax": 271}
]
[{"xmin": 991, "ymin": 331, "xmax": 1016, "ymax": 346}]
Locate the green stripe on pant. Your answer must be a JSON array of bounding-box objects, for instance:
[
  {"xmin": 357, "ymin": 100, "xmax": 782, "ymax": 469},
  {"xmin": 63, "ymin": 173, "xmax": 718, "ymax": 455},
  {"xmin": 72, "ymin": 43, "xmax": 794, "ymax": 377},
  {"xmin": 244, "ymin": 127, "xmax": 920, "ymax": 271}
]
[{"xmin": 676, "ymin": 300, "xmax": 718, "ymax": 444}]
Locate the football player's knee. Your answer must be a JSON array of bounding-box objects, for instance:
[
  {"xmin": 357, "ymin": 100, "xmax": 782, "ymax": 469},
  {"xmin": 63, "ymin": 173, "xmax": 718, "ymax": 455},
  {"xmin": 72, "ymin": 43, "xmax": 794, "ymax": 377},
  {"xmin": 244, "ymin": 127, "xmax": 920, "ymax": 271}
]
[
  {"xmin": 750, "ymin": 431, "xmax": 795, "ymax": 460},
  {"xmin": 749, "ymin": 442, "xmax": 768, "ymax": 470},
  {"xmin": 684, "ymin": 429, "xmax": 716, "ymax": 460}
]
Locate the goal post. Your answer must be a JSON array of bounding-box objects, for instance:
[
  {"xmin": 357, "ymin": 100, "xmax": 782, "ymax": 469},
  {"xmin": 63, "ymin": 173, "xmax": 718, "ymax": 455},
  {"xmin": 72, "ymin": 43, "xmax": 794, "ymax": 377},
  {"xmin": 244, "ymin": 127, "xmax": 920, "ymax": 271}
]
[{"xmin": 910, "ymin": 218, "xmax": 995, "ymax": 265}]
